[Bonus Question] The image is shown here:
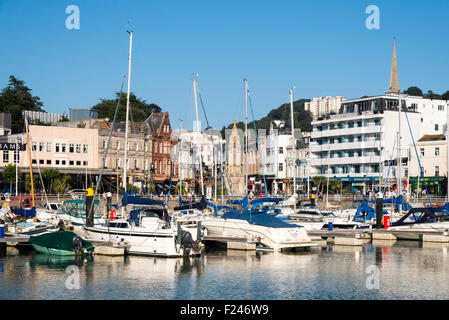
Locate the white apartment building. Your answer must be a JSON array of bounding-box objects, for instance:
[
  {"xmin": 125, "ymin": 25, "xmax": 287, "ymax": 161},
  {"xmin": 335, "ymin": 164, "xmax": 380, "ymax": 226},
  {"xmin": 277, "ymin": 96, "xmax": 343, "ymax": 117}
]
[
  {"xmin": 310, "ymin": 94, "xmax": 448, "ymax": 191},
  {"xmin": 305, "ymin": 96, "xmax": 346, "ymax": 119},
  {"xmin": 177, "ymin": 130, "xmax": 224, "ymax": 182},
  {"xmin": 408, "ymin": 134, "xmax": 447, "ymax": 196}
]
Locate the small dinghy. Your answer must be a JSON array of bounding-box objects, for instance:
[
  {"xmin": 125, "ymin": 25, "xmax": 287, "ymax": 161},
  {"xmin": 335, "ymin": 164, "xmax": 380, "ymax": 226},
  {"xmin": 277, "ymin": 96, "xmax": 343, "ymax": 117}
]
[{"xmin": 29, "ymin": 231, "xmax": 94, "ymax": 256}]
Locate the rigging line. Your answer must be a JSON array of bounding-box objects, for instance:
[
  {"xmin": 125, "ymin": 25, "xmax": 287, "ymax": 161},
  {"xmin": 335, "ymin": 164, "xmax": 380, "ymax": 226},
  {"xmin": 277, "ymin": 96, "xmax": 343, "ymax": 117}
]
[
  {"xmin": 403, "ymin": 103, "xmax": 432, "ymax": 206},
  {"xmin": 90, "ymin": 76, "xmax": 126, "ymax": 223},
  {"xmin": 248, "ymin": 93, "xmax": 269, "ymax": 196},
  {"xmin": 383, "ymin": 135, "xmax": 397, "ymax": 195}
]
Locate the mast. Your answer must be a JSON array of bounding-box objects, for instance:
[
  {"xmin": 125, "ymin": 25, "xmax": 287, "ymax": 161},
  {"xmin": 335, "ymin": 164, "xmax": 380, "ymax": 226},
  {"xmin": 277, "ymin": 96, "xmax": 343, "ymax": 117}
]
[
  {"xmin": 397, "ymin": 93, "xmax": 402, "ymax": 214},
  {"xmin": 15, "ymin": 136, "xmax": 18, "ymax": 196},
  {"xmin": 289, "ymin": 87, "xmax": 296, "ymax": 210},
  {"xmin": 123, "ymin": 29, "xmax": 133, "ymax": 194},
  {"xmin": 179, "ymin": 120, "xmax": 183, "ymax": 197},
  {"xmin": 24, "ymin": 117, "xmax": 35, "ymax": 207},
  {"xmin": 193, "ymin": 75, "xmax": 204, "ymax": 196},
  {"xmin": 244, "ymin": 79, "xmax": 248, "ymax": 196}
]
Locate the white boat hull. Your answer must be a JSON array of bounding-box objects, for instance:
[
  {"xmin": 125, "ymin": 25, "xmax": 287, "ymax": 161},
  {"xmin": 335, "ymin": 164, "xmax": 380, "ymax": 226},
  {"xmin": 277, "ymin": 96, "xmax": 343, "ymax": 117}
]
[
  {"xmin": 201, "ymin": 217, "xmax": 315, "ymax": 251},
  {"xmin": 84, "ymin": 225, "xmax": 201, "ymax": 257}
]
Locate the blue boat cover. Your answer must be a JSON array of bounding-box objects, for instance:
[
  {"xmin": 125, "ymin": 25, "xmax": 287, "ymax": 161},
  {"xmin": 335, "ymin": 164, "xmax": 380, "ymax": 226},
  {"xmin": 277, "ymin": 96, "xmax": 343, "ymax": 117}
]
[
  {"xmin": 249, "ymin": 197, "xmax": 282, "ymax": 205},
  {"xmin": 122, "ymin": 191, "xmax": 165, "ymax": 207},
  {"xmin": 221, "ymin": 210, "xmax": 301, "ymax": 229},
  {"xmin": 227, "ymin": 195, "xmax": 249, "ymax": 210},
  {"xmin": 173, "ymin": 196, "xmax": 207, "ymax": 211}
]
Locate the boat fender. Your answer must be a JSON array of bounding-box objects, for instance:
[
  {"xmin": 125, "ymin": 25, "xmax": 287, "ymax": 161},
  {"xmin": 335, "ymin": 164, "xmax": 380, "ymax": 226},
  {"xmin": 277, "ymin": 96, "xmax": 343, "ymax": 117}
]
[{"xmin": 110, "ymin": 209, "xmax": 117, "ymax": 220}]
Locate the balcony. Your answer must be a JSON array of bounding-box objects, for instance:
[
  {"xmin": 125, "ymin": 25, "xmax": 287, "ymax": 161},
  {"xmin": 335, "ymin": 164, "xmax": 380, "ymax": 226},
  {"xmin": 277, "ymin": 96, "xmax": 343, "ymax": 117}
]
[
  {"xmin": 311, "ymin": 125, "xmax": 382, "ymax": 139},
  {"xmin": 310, "ymin": 155, "xmax": 381, "ymax": 167},
  {"xmin": 309, "ymin": 140, "xmax": 383, "ymax": 153}
]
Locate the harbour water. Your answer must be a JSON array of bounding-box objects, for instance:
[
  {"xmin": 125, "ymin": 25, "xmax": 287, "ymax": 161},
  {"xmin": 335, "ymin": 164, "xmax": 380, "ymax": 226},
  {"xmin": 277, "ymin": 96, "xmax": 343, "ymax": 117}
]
[{"xmin": 1, "ymin": 241, "xmax": 449, "ymax": 300}]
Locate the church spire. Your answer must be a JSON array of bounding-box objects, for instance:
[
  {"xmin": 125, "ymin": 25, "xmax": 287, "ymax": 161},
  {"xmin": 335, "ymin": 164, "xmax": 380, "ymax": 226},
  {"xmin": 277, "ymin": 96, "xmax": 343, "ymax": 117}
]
[{"xmin": 388, "ymin": 40, "xmax": 400, "ymax": 94}]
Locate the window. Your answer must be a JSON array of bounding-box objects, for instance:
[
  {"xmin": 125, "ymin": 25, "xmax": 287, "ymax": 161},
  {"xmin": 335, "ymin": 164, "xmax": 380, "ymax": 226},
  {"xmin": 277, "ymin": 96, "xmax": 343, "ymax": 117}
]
[
  {"xmin": 55, "ymin": 143, "xmax": 60, "ymax": 152},
  {"xmin": 39, "ymin": 159, "xmax": 44, "ymax": 164},
  {"xmin": 46, "ymin": 143, "xmax": 52, "ymax": 152},
  {"xmin": 32, "ymin": 142, "xmax": 37, "ymax": 151},
  {"xmin": 61, "ymin": 143, "xmax": 66, "ymax": 152},
  {"xmin": 135, "ymin": 142, "xmax": 139, "ymax": 151},
  {"xmin": 76, "ymin": 144, "xmax": 81, "ymax": 153},
  {"xmin": 117, "ymin": 141, "xmax": 121, "ymax": 150},
  {"xmin": 83, "ymin": 144, "xmax": 88, "ymax": 153},
  {"xmin": 69, "ymin": 160, "xmax": 74, "ymax": 165},
  {"xmin": 61, "ymin": 160, "xmax": 66, "ymax": 165},
  {"xmin": 46, "ymin": 160, "xmax": 51, "ymax": 165},
  {"xmin": 134, "ymin": 159, "xmax": 139, "ymax": 169},
  {"xmin": 279, "ymin": 163, "xmax": 283, "ymax": 172},
  {"xmin": 438, "ymin": 105, "xmax": 445, "ymax": 111},
  {"xmin": 83, "ymin": 161, "xmax": 88, "ymax": 166},
  {"xmin": 279, "ymin": 147, "xmax": 283, "ymax": 154},
  {"xmin": 14, "ymin": 150, "xmax": 19, "ymax": 163},
  {"xmin": 116, "ymin": 158, "xmax": 121, "ymax": 168},
  {"xmin": 69, "ymin": 144, "xmax": 74, "ymax": 153},
  {"xmin": 103, "ymin": 140, "xmax": 107, "ymax": 149},
  {"xmin": 39, "ymin": 142, "xmax": 44, "ymax": 152},
  {"xmin": 55, "ymin": 160, "xmax": 60, "ymax": 165},
  {"xmin": 435, "ymin": 147, "xmax": 440, "ymax": 156},
  {"xmin": 435, "ymin": 124, "xmax": 439, "ymax": 131},
  {"xmin": 2, "ymin": 151, "xmax": 9, "ymax": 163},
  {"xmin": 420, "ymin": 148, "xmax": 425, "ymax": 157},
  {"xmin": 32, "ymin": 159, "xmax": 37, "ymax": 164},
  {"xmin": 76, "ymin": 161, "xmax": 81, "ymax": 166},
  {"xmin": 435, "ymin": 166, "xmax": 440, "ymax": 176}
]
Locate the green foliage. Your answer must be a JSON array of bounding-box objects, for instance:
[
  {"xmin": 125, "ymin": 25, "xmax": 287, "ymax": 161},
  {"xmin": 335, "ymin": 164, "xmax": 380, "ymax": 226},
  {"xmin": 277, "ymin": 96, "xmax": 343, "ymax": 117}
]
[
  {"xmin": 329, "ymin": 180, "xmax": 342, "ymax": 193},
  {"xmin": 403, "ymin": 86, "xmax": 423, "ymax": 96},
  {"xmin": 42, "ymin": 168, "xmax": 61, "ymax": 193},
  {"xmin": 126, "ymin": 184, "xmax": 140, "ymax": 193},
  {"xmin": 53, "ymin": 175, "xmax": 71, "ymax": 194},
  {"xmin": 24, "ymin": 173, "xmax": 38, "ymax": 192},
  {"xmin": 2, "ymin": 164, "xmax": 19, "ymax": 191},
  {"xmin": 91, "ymin": 92, "xmax": 162, "ymax": 123},
  {"xmin": 0, "ymin": 75, "xmax": 45, "ymax": 133}
]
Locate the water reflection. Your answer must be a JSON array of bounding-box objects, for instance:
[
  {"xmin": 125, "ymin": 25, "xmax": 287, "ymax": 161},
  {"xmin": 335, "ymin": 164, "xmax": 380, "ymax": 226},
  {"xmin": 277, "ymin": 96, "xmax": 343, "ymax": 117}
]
[{"xmin": 2, "ymin": 241, "xmax": 449, "ymax": 299}]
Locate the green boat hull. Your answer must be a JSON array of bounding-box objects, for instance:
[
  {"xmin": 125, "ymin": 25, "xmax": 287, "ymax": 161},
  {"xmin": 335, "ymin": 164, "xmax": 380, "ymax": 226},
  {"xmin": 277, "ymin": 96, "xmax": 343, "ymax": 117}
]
[
  {"xmin": 29, "ymin": 231, "xmax": 94, "ymax": 256},
  {"xmin": 31, "ymin": 243, "xmax": 94, "ymax": 256}
]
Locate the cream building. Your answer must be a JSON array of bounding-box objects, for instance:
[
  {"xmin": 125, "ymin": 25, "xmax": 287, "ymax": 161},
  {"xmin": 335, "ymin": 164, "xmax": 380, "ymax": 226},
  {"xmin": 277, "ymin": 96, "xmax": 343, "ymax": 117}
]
[{"xmin": 305, "ymin": 96, "xmax": 346, "ymax": 119}]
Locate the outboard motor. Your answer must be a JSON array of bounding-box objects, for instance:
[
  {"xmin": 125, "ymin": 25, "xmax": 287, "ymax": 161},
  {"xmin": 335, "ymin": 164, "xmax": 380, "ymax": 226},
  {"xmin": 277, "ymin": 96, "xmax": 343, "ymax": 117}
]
[{"xmin": 72, "ymin": 235, "xmax": 84, "ymax": 254}]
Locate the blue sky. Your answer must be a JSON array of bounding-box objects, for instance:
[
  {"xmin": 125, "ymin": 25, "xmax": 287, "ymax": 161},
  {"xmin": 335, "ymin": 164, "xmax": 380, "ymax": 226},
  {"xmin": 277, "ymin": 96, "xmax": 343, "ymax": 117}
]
[{"xmin": 0, "ymin": 0, "xmax": 448, "ymax": 131}]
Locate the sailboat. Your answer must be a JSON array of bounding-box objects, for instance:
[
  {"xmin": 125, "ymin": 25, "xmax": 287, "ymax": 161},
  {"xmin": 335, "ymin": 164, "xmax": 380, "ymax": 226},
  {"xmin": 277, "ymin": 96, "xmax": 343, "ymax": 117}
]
[{"xmin": 83, "ymin": 30, "xmax": 203, "ymax": 257}]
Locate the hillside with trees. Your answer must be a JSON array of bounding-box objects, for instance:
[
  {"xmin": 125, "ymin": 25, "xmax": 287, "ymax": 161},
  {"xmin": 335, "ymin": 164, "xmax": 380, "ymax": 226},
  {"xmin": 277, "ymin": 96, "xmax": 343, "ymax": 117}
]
[{"xmin": 91, "ymin": 92, "xmax": 162, "ymax": 123}]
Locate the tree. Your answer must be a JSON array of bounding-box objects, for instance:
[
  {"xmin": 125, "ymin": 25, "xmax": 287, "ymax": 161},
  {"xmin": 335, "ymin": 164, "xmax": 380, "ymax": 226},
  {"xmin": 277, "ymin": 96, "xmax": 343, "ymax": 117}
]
[
  {"xmin": 42, "ymin": 168, "xmax": 61, "ymax": 193},
  {"xmin": 2, "ymin": 164, "xmax": 18, "ymax": 193},
  {"xmin": 403, "ymin": 86, "xmax": 423, "ymax": 96},
  {"xmin": 0, "ymin": 75, "xmax": 44, "ymax": 133},
  {"xmin": 424, "ymin": 90, "xmax": 442, "ymax": 100},
  {"xmin": 53, "ymin": 175, "xmax": 71, "ymax": 194},
  {"xmin": 441, "ymin": 91, "xmax": 449, "ymax": 100},
  {"xmin": 329, "ymin": 180, "xmax": 342, "ymax": 193},
  {"xmin": 24, "ymin": 173, "xmax": 38, "ymax": 193},
  {"xmin": 91, "ymin": 92, "xmax": 162, "ymax": 123}
]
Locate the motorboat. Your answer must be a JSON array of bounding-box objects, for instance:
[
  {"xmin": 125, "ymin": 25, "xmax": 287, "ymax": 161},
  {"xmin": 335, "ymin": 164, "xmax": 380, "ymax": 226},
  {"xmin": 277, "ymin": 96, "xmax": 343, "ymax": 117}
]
[
  {"xmin": 200, "ymin": 208, "xmax": 316, "ymax": 251},
  {"xmin": 83, "ymin": 193, "xmax": 203, "ymax": 257},
  {"xmin": 36, "ymin": 202, "xmax": 63, "ymax": 223},
  {"xmin": 30, "ymin": 231, "xmax": 94, "ymax": 256},
  {"xmin": 388, "ymin": 204, "xmax": 449, "ymax": 232}
]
